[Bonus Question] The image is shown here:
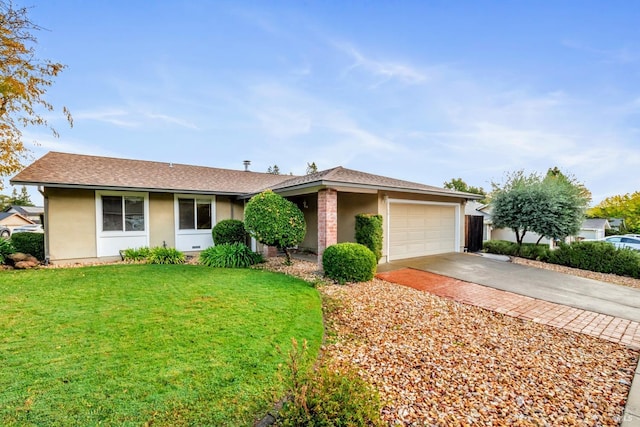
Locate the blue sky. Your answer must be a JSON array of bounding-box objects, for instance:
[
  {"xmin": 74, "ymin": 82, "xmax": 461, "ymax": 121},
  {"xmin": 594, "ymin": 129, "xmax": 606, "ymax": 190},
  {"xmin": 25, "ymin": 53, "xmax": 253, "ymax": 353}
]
[{"xmin": 8, "ymin": 1, "xmax": 640, "ymax": 205}]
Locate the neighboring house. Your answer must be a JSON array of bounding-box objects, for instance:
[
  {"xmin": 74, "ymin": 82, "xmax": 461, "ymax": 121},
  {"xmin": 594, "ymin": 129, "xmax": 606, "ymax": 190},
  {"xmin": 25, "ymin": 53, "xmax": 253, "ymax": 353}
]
[
  {"xmin": 11, "ymin": 152, "xmax": 481, "ymax": 265},
  {"xmin": 0, "ymin": 211, "xmax": 34, "ymax": 236},
  {"xmin": 577, "ymin": 218, "xmax": 610, "ymax": 240},
  {"xmin": 4, "ymin": 205, "xmax": 44, "ymax": 225},
  {"xmin": 608, "ymin": 218, "xmax": 626, "ymax": 233}
]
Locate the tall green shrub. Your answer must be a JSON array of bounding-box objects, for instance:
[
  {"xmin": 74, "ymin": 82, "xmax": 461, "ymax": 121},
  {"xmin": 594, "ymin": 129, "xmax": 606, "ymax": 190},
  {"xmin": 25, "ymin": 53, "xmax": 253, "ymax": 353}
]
[
  {"xmin": 212, "ymin": 219, "xmax": 246, "ymax": 245},
  {"xmin": 355, "ymin": 213, "xmax": 383, "ymax": 262},
  {"xmin": 322, "ymin": 243, "xmax": 377, "ymax": 284},
  {"xmin": 11, "ymin": 232, "xmax": 45, "ymax": 260}
]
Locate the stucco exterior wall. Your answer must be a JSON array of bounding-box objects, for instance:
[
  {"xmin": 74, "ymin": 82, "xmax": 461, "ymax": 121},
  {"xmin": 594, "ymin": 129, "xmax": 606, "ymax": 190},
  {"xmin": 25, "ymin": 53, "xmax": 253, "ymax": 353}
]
[
  {"xmin": 289, "ymin": 194, "xmax": 318, "ymax": 252},
  {"xmin": 149, "ymin": 193, "xmax": 175, "ymax": 248},
  {"xmin": 490, "ymin": 227, "xmax": 551, "ymax": 244},
  {"xmin": 45, "ymin": 187, "xmax": 97, "ymax": 261},
  {"xmin": 337, "ymin": 192, "xmax": 378, "ymax": 243},
  {"xmin": 215, "ymin": 196, "xmax": 244, "ymax": 222}
]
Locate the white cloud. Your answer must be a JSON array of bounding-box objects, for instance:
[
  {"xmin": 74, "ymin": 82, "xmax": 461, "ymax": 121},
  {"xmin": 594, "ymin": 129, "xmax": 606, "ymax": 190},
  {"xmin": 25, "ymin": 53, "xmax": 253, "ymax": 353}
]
[{"xmin": 336, "ymin": 43, "xmax": 428, "ymax": 86}]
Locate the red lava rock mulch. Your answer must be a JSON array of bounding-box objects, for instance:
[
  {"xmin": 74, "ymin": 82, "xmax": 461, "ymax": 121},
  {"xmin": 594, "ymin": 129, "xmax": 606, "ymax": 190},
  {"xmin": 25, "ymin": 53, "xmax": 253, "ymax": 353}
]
[{"xmin": 260, "ymin": 258, "xmax": 639, "ymax": 426}]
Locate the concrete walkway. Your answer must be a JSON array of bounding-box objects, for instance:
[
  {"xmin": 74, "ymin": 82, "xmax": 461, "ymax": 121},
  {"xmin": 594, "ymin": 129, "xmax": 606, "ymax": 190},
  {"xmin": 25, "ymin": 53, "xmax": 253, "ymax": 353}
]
[{"xmin": 380, "ymin": 252, "xmax": 640, "ymax": 323}]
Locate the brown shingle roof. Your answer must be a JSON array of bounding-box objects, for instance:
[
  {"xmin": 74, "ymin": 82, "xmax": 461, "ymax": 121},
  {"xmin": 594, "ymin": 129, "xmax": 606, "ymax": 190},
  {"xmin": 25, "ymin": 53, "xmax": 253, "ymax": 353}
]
[
  {"xmin": 267, "ymin": 166, "xmax": 476, "ymax": 198},
  {"xmin": 11, "ymin": 152, "xmax": 293, "ymax": 194},
  {"xmin": 12, "ymin": 152, "xmax": 480, "ymax": 199}
]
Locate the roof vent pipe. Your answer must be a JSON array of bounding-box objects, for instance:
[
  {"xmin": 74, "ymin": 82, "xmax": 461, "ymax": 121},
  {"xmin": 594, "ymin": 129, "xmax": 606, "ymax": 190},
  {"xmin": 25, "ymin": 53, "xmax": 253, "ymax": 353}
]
[{"xmin": 243, "ymin": 160, "xmax": 251, "ymax": 171}]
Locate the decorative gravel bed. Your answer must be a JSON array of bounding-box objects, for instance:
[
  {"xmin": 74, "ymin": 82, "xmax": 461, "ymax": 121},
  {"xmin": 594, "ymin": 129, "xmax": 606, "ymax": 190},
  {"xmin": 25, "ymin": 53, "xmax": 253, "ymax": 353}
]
[{"xmin": 259, "ymin": 257, "xmax": 639, "ymax": 426}]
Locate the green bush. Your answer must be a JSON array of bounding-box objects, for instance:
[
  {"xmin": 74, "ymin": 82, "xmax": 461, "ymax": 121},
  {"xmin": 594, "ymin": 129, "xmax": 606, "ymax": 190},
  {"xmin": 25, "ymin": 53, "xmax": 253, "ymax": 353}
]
[
  {"xmin": 322, "ymin": 243, "xmax": 377, "ymax": 284},
  {"xmin": 122, "ymin": 247, "xmax": 151, "ymax": 262},
  {"xmin": 355, "ymin": 214, "xmax": 383, "ymax": 262},
  {"xmin": 212, "ymin": 219, "xmax": 247, "ymax": 245},
  {"xmin": 244, "ymin": 190, "xmax": 306, "ymax": 265},
  {"xmin": 147, "ymin": 247, "xmax": 185, "ymax": 265},
  {"xmin": 199, "ymin": 243, "xmax": 262, "ymax": 268},
  {"xmin": 0, "ymin": 238, "xmax": 15, "ymax": 264},
  {"xmin": 482, "ymin": 240, "xmax": 549, "ymax": 260},
  {"xmin": 544, "ymin": 241, "xmax": 640, "ymax": 278},
  {"xmin": 11, "ymin": 232, "xmax": 45, "ymax": 261},
  {"xmin": 483, "ymin": 240, "xmax": 517, "ymax": 256},
  {"xmin": 277, "ymin": 339, "xmax": 383, "ymax": 427}
]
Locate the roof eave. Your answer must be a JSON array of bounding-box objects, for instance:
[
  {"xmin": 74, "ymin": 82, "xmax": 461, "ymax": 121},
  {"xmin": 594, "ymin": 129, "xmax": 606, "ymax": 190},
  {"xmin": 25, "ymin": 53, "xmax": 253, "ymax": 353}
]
[
  {"xmin": 240, "ymin": 179, "xmax": 482, "ymax": 200},
  {"xmin": 13, "ymin": 181, "xmax": 247, "ymax": 197}
]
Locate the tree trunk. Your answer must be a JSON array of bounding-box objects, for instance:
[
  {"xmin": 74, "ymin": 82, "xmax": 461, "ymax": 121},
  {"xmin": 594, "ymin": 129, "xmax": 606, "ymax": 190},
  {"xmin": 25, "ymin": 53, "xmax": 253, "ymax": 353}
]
[{"xmin": 282, "ymin": 247, "xmax": 292, "ymax": 265}]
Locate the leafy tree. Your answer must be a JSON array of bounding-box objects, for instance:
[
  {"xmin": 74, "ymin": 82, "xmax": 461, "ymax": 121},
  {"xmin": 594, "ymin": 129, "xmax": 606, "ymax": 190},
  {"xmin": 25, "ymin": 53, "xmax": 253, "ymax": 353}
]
[
  {"xmin": 491, "ymin": 168, "xmax": 590, "ymax": 250},
  {"xmin": 0, "ymin": 1, "xmax": 72, "ymax": 184},
  {"xmin": 305, "ymin": 162, "xmax": 318, "ymax": 175},
  {"xmin": 266, "ymin": 164, "xmax": 281, "ymax": 175},
  {"xmin": 588, "ymin": 192, "xmax": 640, "ymax": 233},
  {"xmin": 9, "ymin": 185, "xmax": 33, "ymax": 206},
  {"xmin": 0, "ymin": 193, "xmax": 9, "ymax": 210},
  {"xmin": 444, "ymin": 178, "xmax": 487, "ymax": 202},
  {"xmin": 244, "ymin": 190, "xmax": 306, "ymax": 264}
]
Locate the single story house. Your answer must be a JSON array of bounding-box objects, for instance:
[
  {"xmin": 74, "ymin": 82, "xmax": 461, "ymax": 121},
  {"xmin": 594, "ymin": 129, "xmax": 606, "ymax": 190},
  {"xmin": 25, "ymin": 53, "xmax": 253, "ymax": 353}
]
[
  {"xmin": 4, "ymin": 205, "xmax": 45, "ymax": 225},
  {"xmin": 11, "ymin": 152, "xmax": 481, "ymax": 265},
  {"xmin": 0, "ymin": 211, "xmax": 34, "ymax": 236},
  {"xmin": 576, "ymin": 218, "xmax": 610, "ymax": 240}
]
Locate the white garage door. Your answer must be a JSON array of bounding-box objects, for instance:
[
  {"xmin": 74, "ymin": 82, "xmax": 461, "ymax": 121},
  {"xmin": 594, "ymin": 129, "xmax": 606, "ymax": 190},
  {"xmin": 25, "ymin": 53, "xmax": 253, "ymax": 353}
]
[{"xmin": 389, "ymin": 202, "xmax": 457, "ymax": 260}]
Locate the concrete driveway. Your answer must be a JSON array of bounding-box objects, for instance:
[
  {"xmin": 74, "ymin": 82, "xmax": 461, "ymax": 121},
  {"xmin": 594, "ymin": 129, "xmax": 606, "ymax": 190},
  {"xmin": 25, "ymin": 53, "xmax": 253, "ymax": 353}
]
[{"xmin": 380, "ymin": 252, "xmax": 640, "ymax": 323}]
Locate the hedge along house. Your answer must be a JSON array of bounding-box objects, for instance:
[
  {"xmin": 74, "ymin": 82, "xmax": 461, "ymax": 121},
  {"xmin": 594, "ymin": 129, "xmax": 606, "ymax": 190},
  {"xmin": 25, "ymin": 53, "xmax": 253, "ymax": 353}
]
[{"xmin": 11, "ymin": 152, "xmax": 481, "ymax": 264}]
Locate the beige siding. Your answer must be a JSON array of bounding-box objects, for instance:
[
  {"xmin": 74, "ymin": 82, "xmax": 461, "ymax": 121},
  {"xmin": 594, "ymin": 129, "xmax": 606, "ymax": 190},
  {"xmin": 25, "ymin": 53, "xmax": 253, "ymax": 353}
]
[
  {"xmin": 0, "ymin": 215, "xmax": 32, "ymax": 228},
  {"xmin": 216, "ymin": 197, "xmax": 244, "ymax": 222},
  {"xmin": 45, "ymin": 187, "xmax": 97, "ymax": 260},
  {"xmin": 337, "ymin": 193, "xmax": 378, "ymax": 243},
  {"xmin": 149, "ymin": 193, "xmax": 175, "ymax": 248}
]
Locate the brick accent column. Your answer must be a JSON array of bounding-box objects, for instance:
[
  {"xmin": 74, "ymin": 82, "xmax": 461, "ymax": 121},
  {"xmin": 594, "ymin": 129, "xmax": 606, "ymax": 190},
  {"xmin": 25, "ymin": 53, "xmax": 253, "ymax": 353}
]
[
  {"xmin": 262, "ymin": 245, "xmax": 278, "ymax": 258},
  {"xmin": 317, "ymin": 188, "xmax": 338, "ymax": 265}
]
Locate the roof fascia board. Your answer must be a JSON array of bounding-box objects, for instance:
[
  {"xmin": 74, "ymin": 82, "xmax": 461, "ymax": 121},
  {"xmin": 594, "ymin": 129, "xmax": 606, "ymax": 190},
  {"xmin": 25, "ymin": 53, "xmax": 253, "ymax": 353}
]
[{"xmin": 21, "ymin": 182, "xmax": 243, "ymax": 197}]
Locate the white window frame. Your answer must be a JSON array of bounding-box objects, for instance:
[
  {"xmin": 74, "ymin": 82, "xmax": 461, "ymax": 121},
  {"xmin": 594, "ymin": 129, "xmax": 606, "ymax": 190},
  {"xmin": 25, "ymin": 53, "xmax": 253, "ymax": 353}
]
[
  {"xmin": 95, "ymin": 191, "xmax": 149, "ymax": 257},
  {"xmin": 174, "ymin": 194, "xmax": 216, "ymax": 251}
]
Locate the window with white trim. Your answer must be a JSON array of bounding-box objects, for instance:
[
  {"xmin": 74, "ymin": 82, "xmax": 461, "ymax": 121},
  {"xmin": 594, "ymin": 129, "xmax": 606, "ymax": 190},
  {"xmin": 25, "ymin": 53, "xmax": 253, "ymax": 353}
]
[
  {"xmin": 101, "ymin": 195, "xmax": 145, "ymax": 232},
  {"xmin": 178, "ymin": 198, "xmax": 212, "ymax": 230}
]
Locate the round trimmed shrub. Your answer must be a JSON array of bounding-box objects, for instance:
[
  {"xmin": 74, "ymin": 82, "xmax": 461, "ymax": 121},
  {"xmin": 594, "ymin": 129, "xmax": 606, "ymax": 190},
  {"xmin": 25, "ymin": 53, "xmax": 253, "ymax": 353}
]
[
  {"xmin": 322, "ymin": 242, "xmax": 377, "ymax": 284},
  {"xmin": 212, "ymin": 219, "xmax": 247, "ymax": 245}
]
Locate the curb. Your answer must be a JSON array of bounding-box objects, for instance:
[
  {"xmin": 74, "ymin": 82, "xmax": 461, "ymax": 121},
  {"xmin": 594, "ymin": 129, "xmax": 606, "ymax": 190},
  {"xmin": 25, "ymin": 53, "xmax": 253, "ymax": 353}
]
[{"xmin": 622, "ymin": 356, "xmax": 640, "ymax": 427}]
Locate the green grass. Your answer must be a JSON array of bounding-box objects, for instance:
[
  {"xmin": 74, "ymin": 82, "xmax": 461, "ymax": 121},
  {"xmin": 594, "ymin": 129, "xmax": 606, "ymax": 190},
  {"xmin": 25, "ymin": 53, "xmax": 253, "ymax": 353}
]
[{"xmin": 0, "ymin": 264, "xmax": 323, "ymax": 426}]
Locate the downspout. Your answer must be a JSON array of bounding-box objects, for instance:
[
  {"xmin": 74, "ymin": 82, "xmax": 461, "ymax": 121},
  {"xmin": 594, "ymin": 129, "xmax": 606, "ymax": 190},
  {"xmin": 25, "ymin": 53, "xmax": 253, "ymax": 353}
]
[{"xmin": 38, "ymin": 186, "xmax": 50, "ymax": 265}]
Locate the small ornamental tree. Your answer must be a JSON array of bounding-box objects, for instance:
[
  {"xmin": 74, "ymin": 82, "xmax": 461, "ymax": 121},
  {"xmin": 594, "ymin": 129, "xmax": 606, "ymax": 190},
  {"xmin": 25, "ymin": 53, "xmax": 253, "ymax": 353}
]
[
  {"xmin": 244, "ymin": 190, "xmax": 306, "ymax": 264},
  {"xmin": 491, "ymin": 168, "xmax": 590, "ymax": 252}
]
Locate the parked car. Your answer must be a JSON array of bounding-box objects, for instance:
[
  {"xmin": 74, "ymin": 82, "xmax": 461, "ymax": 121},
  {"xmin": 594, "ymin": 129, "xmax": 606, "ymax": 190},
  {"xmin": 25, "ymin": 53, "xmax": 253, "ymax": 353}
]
[
  {"xmin": 0, "ymin": 227, "xmax": 10, "ymax": 238},
  {"xmin": 603, "ymin": 235, "xmax": 640, "ymax": 251},
  {"xmin": 11, "ymin": 224, "xmax": 44, "ymax": 234}
]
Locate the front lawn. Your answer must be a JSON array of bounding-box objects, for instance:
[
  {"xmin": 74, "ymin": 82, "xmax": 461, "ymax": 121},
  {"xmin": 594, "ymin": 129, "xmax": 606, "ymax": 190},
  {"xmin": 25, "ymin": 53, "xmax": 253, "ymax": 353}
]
[{"xmin": 0, "ymin": 264, "xmax": 323, "ymax": 426}]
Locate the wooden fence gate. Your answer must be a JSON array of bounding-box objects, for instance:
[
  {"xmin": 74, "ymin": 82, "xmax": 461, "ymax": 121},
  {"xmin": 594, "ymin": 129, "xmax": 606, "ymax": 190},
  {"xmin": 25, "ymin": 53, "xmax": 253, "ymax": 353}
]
[{"xmin": 465, "ymin": 215, "xmax": 484, "ymax": 253}]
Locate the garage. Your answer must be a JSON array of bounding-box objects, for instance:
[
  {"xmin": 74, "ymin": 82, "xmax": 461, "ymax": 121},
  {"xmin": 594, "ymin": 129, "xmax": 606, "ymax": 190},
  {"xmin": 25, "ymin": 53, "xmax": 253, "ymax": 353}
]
[{"xmin": 388, "ymin": 200, "xmax": 460, "ymax": 261}]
